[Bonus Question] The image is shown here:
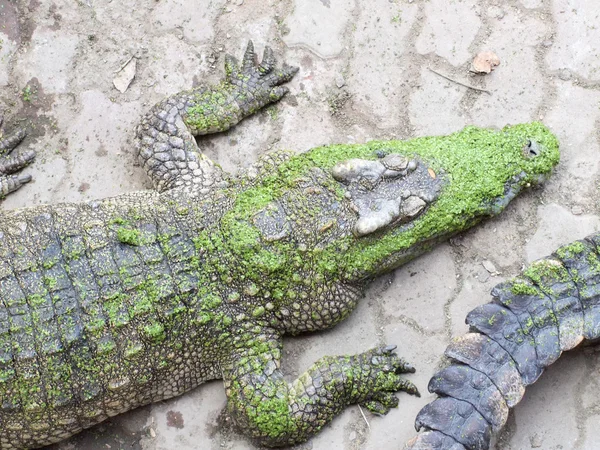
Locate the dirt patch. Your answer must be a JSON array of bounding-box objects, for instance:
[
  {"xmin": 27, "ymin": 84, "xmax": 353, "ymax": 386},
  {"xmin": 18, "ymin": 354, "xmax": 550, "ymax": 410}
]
[
  {"xmin": 47, "ymin": 3, "xmax": 62, "ymax": 31},
  {"xmin": 0, "ymin": 0, "xmax": 20, "ymax": 42},
  {"xmin": 18, "ymin": 77, "xmax": 55, "ymax": 138},
  {"xmin": 166, "ymin": 410, "xmax": 185, "ymax": 429}
]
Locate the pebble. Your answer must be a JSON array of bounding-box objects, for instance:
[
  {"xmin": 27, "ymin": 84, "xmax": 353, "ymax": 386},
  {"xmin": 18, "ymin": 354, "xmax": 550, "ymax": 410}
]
[
  {"xmin": 558, "ymin": 68, "xmax": 572, "ymax": 81},
  {"xmin": 349, "ymin": 431, "xmax": 357, "ymax": 441},
  {"xmin": 572, "ymin": 205, "xmax": 583, "ymax": 215},
  {"xmin": 530, "ymin": 432, "xmax": 542, "ymax": 448},
  {"xmin": 482, "ymin": 260, "xmax": 498, "ymax": 274},
  {"xmin": 335, "ymin": 74, "xmax": 346, "ymax": 88},
  {"xmin": 476, "ymin": 266, "xmax": 490, "ymax": 283},
  {"xmin": 487, "ymin": 6, "xmax": 505, "ymax": 19}
]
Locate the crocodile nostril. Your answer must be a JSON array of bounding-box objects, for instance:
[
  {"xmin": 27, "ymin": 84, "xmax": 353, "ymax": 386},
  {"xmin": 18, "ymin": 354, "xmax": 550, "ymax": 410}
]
[{"xmin": 524, "ymin": 140, "xmax": 540, "ymax": 158}]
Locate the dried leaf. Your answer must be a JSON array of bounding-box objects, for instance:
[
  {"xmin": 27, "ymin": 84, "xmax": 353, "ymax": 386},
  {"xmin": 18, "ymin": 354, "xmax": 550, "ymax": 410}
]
[
  {"xmin": 427, "ymin": 167, "xmax": 436, "ymax": 179},
  {"xmin": 471, "ymin": 51, "xmax": 500, "ymax": 74}
]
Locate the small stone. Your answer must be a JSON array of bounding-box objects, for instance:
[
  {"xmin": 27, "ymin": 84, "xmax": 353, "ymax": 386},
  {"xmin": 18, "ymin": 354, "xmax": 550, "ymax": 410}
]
[
  {"xmin": 113, "ymin": 58, "xmax": 137, "ymax": 93},
  {"xmin": 335, "ymin": 74, "xmax": 345, "ymax": 88},
  {"xmin": 572, "ymin": 205, "xmax": 583, "ymax": 215},
  {"xmin": 233, "ymin": 0, "xmax": 243, "ymax": 5},
  {"xmin": 530, "ymin": 432, "xmax": 542, "ymax": 448},
  {"xmin": 482, "ymin": 260, "xmax": 498, "ymax": 274},
  {"xmin": 558, "ymin": 69, "xmax": 572, "ymax": 81},
  {"xmin": 487, "ymin": 6, "xmax": 505, "ymax": 19},
  {"xmin": 476, "ymin": 266, "xmax": 490, "ymax": 283},
  {"xmin": 542, "ymin": 40, "xmax": 553, "ymax": 48},
  {"xmin": 349, "ymin": 431, "xmax": 357, "ymax": 441},
  {"xmin": 471, "ymin": 51, "xmax": 500, "ymax": 74}
]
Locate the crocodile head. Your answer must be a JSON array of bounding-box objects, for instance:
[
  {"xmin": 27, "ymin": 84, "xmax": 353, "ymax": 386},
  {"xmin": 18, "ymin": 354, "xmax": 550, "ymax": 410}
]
[
  {"xmin": 329, "ymin": 122, "xmax": 560, "ymax": 280},
  {"xmin": 225, "ymin": 123, "xmax": 559, "ymax": 288}
]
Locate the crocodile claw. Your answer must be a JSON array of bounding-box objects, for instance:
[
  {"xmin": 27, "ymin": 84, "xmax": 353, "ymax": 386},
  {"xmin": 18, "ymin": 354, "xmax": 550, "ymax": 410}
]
[{"xmin": 0, "ymin": 117, "xmax": 34, "ymax": 197}]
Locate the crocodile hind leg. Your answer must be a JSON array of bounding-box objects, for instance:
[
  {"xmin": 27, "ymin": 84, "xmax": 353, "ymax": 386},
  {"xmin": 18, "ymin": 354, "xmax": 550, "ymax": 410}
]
[
  {"xmin": 135, "ymin": 41, "xmax": 298, "ymax": 193},
  {"xmin": 0, "ymin": 114, "xmax": 35, "ymax": 197},
  {"xmin": 222, "ymin": 328, "xmax": 419, "ymax": 447}
]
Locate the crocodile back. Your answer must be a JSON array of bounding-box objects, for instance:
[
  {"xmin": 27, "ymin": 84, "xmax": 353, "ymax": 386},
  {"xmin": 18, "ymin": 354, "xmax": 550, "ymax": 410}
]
[{"xmin": 0, "ymin": 189, "xmax": 225, "ymax": 447}]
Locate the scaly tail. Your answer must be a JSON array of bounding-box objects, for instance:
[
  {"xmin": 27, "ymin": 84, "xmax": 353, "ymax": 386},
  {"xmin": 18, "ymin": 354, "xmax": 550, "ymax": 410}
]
[{"xmin": 405, "ymin": 232, "xmax": 600, "ymax": 450}]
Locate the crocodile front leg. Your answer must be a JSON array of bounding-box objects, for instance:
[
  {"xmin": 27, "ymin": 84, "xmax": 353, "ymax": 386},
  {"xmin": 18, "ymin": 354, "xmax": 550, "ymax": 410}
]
[
  {"xmin": 0, "ymin": 114, "xmax": 35, "ymax": 197},
  {"xmin": 135, "ymin": 41, "xmax": 298, "ymax": 193},
  {"xmin": 223, "ymin": 327, "xmax": 419, "ymax": 447}
]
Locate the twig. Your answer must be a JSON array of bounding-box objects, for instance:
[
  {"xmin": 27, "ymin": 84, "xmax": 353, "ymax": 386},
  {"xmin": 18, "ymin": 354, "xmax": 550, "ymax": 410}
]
[
  {"xmin": 358, "ymin": 405, "xmax": 371, "ymax": 430},
  {"xmin": 115, "ymin": 54, "xmax": 136, "ymax": 74},
  {"xmin": 428, "ymin": 67, "xmax": 492, "ymax": 94}
]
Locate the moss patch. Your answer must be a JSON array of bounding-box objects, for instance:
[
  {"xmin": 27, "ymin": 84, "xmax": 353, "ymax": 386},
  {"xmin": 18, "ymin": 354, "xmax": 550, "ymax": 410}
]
[
  {"xmin": 220, "ymin": 123, "xmax": 559, "ymax": 281},
  {"xmin": 252, "ymin": 397, "xmax": 296, "ymax": 439},
  {"xmin": 116, "ymin": 227, "xmax": 141, "ymax": 246}
]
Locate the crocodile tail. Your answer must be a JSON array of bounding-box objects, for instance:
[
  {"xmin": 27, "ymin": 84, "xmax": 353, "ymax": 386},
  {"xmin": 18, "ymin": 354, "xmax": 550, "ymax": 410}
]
[{"xmin": 405, "ymin": 232, "xmax": 600, "ymax": 450}]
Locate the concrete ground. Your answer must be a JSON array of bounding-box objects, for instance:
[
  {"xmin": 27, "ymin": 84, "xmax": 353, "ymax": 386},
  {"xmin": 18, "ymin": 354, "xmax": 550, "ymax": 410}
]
[{"xmin": 1, "ymin": 0, "xmax": 599, "ymax": 448}]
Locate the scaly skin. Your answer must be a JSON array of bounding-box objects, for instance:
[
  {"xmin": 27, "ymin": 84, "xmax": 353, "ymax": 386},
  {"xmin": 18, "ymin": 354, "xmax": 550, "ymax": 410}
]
[
  {"xmin": 0, "ymin": 114, "xmax": 35, "ymax": 197},
  {"xmin": 406, "ymin": 235, "xmax": 600, "ymax": 450},
  {"xmin": 0, "ymin": 42, "xmax": 559, "ymax": 449}
]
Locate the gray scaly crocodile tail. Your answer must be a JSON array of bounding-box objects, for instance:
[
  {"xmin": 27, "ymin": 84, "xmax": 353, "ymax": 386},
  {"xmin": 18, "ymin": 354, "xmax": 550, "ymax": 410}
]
[{"xmin": 405, "ymin": 232, "xmax": 600, "ymax": 450}]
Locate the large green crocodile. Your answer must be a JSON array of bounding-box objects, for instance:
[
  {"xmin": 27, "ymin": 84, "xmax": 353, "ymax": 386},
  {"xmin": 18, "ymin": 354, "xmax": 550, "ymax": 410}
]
[{"xmin": 0, "ymin": 43, "xmax": 558, "ymax": 449}]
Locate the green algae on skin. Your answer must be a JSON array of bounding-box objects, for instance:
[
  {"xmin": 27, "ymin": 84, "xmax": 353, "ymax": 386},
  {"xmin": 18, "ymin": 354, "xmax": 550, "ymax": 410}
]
[
  {"xmin": 556, "ymin": 240, "xmax": 586, "ymax": 259},
  {"xmin": 223, "ymin": 122, "xmax": 559, "ymax": 279},
  {"xmin": 510, "ymin": 282, "xmax": 541, "ymax": 297}
]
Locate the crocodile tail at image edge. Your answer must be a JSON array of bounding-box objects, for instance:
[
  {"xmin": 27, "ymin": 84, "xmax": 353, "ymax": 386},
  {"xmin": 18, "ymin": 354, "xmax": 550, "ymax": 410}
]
[{"xmin": 404, "ymin": 231, "xmax": 600, "ymax": 450}]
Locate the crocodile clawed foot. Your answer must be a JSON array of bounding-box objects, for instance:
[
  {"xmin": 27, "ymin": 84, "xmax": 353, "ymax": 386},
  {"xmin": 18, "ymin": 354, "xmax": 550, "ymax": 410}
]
[
  {"xmin": 0, "ymin": 116, "xmax": 35, "ymax": 197},
  {"xmin": 359, "ymin": 345, "xmax": 420, "ymax": 417},
  {"xmin": 362, "ymin": 392, "xmax": 400, "ymax": 416},
  {"xmin": 241, "ymin": 40, "xmax": 256, "ymax": 71},
  {"xmin": 225, "ymin": 40, "xmax": 299, "ymax": 111}
]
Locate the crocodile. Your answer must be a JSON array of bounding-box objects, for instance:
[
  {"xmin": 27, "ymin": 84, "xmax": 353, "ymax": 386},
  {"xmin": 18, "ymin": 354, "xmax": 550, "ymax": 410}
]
[
  {"xmin": 405, "ymin": 233, "xmax": 600, "ymax": 450},
  {"xmin": 0, "ymin": 42, "xmax": 559, "ymax": 449}
]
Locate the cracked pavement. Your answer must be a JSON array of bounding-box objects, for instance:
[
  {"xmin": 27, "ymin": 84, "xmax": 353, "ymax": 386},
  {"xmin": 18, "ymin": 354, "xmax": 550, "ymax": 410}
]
[{"xmin": 1, "ymin": 0, "xmax": 599, "ymax": 449}]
